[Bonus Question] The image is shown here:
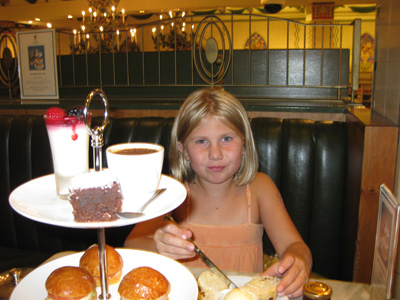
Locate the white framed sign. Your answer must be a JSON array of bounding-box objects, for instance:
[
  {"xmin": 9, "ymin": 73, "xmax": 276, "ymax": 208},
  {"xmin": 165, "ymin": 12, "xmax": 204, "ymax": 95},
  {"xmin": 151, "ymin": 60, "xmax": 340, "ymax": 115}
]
[
  {"xmin": 371, "ymin": 184, "xmax": 400, "ymax": 300},
  {"xmin": 16, "ymin": 29, "xmax": 59, "ymax": 99}
]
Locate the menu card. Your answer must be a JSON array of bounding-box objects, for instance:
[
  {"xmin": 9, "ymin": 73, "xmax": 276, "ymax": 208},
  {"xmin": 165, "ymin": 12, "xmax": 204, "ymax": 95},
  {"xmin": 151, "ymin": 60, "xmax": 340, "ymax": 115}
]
[
  {"xmin": 370, "ymin": 184, "xmax": 400, "ymax": 300},
  {"xmin": 16, "ymin": 29, "xmax": 59, "ymax": 100}
]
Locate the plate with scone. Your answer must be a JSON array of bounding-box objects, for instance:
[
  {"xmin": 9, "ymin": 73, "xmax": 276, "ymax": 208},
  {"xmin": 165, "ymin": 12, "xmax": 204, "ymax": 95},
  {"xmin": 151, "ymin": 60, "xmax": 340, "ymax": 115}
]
[
  {"xmin": 198, "ymin": 270, "xmax": 289, "ymax": 300},
  {"xmin": 11, "ymin": 248, "xmax": 198, "ymax": 300}
]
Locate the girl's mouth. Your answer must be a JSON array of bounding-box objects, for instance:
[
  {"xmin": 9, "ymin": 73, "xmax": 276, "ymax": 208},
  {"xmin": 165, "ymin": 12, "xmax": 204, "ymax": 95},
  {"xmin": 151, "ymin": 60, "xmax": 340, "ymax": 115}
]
[{"xmin": 208, "ymin": 166, "xmax": 225, "ymax": 172}]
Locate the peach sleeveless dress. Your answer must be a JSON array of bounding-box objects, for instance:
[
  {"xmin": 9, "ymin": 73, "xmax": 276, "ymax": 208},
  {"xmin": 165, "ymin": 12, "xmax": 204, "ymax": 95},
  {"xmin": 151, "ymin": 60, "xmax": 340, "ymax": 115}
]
[{"xmin": 180, "ymin": 185, "xmax": 264, "ymax": 273}]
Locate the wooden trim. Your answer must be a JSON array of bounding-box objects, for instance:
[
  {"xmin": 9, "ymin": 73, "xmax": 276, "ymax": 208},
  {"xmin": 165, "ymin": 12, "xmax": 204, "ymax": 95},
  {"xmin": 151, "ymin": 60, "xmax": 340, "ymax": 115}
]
[{"xmin": 353, "ymin": 125, "xmax": 399, "ymax": 283}]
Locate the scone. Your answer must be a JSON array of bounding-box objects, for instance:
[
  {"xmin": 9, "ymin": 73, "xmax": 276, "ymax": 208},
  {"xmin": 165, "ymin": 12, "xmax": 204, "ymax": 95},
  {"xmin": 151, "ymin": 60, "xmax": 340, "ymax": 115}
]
[
  {"xmin": 197, "ymin": 270, "xmax": 229, "ymax": 300},
  {"xmin": 45, "ymin": 266, "xmax": 97, "ymax": 300},
  {"xmin": 79, "ymin": 244, "xmax": 123, "ymax": 286},
  {"xmin": 118, "ymin": 266, "xmax": 170, "ymax": 300},
  {"xmin": 241, "ymin": 276, "xmax": 280, "ymax": 300}
]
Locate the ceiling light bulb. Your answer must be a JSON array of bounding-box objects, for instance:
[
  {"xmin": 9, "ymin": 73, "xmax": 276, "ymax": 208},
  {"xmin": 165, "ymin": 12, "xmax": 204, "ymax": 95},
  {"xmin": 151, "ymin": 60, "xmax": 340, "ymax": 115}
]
[
  {"xmin": 68, "ymin": 15, "xmax": 73, "ymax": 19},
  {"xmin": 35, "ymin": 18, "xmax": 40, "ymax": 21},
  {"xmin": 47, "ymin": 23, "xmax": 52, "ymax": 28}
]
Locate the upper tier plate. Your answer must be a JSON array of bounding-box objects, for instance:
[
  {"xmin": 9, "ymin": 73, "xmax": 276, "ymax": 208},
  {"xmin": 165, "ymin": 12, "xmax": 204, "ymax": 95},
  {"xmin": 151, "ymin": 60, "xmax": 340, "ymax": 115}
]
[
  {"xmin": 9, "ymin": 174, "xmax": 186, "ymax": 228},
  {"xmin": 10, "ymin": 249, "xmax": 198, "ymax": 300}
]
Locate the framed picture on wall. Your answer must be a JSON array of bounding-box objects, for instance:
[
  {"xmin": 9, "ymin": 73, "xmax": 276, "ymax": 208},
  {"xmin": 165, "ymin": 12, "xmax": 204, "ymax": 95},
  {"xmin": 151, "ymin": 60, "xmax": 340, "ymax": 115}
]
[
  {"xmin": 16, "ymin": 29, "xmax": 59, "ymax": 100},
  {"xmin": 370, "ymin": 184, "xmax": 400, "ymax": 300}
]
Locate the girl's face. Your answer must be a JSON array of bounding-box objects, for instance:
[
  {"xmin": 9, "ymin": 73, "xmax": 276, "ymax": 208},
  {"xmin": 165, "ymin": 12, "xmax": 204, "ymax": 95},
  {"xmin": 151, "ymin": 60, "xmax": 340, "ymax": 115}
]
[{"xmin": 179, "ymin": 115, "xmax": 245, "ymax": 185}]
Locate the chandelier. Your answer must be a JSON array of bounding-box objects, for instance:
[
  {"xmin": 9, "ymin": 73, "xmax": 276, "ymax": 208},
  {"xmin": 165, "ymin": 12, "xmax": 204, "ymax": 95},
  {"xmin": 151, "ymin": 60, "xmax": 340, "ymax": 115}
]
[
  {"xmin": 72, "ymin": 0, "xmax": 139, "ymax": 54},
  {"xmin": 82, "ymin": 0, "xmax": 126, "ymax": 33}
]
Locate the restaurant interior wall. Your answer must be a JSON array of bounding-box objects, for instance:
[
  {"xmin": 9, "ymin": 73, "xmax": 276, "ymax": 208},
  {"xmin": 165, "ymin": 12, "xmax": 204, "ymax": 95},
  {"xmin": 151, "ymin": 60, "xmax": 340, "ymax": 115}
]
[
  {"xmin": 373, "ymin": 0, "xmax": 400, "ymax": 298},
  {"xmin": 0, "ymin": 7, "xmax": 376, "ymax": 103}
]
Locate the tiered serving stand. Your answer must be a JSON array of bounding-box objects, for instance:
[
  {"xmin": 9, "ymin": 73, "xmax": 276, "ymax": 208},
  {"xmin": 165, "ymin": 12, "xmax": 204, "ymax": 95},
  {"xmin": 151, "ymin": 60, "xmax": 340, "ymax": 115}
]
[{"xmin": 8, "ymin": 90, "xmax": 197, "ymax": 299}]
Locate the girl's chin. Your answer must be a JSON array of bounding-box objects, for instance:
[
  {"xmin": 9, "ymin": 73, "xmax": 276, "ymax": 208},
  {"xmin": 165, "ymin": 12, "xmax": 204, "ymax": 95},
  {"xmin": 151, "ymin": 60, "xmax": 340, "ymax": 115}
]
[{"xmin": 198, "ymin": 174, "xmax": 236, "ymax": 185}]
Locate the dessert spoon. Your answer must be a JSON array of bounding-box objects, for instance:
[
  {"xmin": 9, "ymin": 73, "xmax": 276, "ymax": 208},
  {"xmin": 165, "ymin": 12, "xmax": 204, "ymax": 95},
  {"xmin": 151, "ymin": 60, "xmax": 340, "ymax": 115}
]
[{"xmin": 116, "ymin": 188, "xmax": 167, "ymax": 218}]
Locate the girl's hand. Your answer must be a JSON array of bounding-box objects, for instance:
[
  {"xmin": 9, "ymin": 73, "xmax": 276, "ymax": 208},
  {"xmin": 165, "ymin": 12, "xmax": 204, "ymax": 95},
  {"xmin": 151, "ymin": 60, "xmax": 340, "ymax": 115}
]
[
  {"xmin": 153, "ymin": 220, "xmax": 196, "ymax": 260},
  {"xmin": 261, "ymin": 246, "xmax": 311, "ymax": 298}
]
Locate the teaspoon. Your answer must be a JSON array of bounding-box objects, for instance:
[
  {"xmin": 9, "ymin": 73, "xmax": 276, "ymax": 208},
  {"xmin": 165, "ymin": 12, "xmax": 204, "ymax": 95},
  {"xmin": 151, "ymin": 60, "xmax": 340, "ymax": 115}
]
[{"xmin": 116, "ymin": 188, "xmax": 167, "ymax": 218}]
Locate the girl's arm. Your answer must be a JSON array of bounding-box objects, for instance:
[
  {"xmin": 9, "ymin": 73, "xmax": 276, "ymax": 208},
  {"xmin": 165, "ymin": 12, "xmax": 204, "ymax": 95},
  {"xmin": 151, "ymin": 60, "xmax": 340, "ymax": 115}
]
[
  {"xmin": 253, "ymin": 172, "xmax": 312, "ymax": 298},
  {"xmin": 124, "ymin": 216, "xmax": 163, "ymax": 251},
  {"xmin": 124, "ymin": 214, "xmax": 196, "ymax": 260}
]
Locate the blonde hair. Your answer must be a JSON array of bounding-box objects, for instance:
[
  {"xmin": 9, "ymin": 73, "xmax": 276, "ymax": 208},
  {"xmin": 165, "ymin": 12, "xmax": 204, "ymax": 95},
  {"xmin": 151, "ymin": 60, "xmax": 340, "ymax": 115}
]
[{"xmin": 169, "ymin": 88, "xmax": 259, "ymax": 185}]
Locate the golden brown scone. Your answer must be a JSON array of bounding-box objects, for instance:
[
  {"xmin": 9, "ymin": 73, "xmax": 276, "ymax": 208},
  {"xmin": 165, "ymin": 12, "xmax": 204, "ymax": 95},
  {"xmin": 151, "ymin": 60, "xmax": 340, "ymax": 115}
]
[
  {"xmin": 241, "ymin": 276, "xmax": 280, "ymax": 300},
  {"xmin": 45, "ymin": 266, "xmax": 96, "ymax": 300},
  {"xmin": 79, "ymin": 244, "xmax": 123, "ymax": 286},
  {"xmin": 118, "ymin": 266, "xmax": 170, "ymax": 300},
  {"xmin": 197, "ymin": 270, "xmax": 229, "ymax": 300}
]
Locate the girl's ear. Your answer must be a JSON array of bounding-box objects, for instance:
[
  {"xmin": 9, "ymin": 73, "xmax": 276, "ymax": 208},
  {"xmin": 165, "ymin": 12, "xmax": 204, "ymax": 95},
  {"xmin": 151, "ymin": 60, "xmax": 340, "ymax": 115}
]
[{"xmin": 178, "ymin": 142, "xmax": 190, "ymax": 161}]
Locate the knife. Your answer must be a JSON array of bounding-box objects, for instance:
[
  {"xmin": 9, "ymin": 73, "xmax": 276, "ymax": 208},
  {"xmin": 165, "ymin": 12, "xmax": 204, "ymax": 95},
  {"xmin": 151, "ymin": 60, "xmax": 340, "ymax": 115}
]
[{"xmin": 164, "ymin": 215, "xmax": 238, "ymax": 289}]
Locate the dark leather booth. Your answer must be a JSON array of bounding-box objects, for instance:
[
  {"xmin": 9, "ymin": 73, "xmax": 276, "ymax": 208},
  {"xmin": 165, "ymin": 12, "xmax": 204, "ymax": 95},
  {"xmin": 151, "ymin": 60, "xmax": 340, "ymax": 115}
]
[{"xmin": 0, "ymin": 115, "xmax": 351, "ymax": 280}]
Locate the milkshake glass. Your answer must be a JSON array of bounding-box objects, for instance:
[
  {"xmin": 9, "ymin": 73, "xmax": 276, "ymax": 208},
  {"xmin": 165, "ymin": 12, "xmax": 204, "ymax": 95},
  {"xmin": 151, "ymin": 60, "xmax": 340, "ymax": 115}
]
[{"xmin": 44, "ymin": 107, "xmax": 90, "ymax": 199}]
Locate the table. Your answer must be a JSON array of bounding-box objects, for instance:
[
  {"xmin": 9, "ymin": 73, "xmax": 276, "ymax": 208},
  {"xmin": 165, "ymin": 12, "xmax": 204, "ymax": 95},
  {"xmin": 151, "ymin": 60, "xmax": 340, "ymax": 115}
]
[{"xmin": 8, "ymin": 251, "xmax": 371, "ymax": 300}]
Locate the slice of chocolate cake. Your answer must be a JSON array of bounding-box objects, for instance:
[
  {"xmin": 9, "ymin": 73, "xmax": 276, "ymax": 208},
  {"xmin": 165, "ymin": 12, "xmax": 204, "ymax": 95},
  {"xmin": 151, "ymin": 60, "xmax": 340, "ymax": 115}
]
[{"xmin": 69, "ymin": 171, "xmax": 123, "ymax": 222}]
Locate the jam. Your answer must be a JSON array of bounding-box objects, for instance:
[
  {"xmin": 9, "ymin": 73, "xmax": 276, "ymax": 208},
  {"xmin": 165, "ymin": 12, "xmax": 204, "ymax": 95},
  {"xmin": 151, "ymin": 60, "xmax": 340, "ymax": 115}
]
[{"xmin": 303, "ymin": 281, "xmax": 332, "ymax": 300}]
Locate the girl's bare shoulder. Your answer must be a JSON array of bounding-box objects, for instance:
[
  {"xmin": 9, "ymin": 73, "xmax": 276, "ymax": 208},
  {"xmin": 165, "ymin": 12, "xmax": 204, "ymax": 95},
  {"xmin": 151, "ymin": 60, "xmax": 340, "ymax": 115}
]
[
  {"xmin": 250, "ymin": 172, "xmax": 282, "ymax": 205},
  {"xmin": 251, "ymin": 172, "xmax": 277, "ymax": 189}
]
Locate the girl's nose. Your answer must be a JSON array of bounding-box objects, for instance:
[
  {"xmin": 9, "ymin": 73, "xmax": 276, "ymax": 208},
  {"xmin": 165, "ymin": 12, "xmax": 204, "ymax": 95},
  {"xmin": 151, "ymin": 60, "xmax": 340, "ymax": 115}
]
[{"xmin": 209, "ymin": 144, "xmax": 222, "ymax": 160}]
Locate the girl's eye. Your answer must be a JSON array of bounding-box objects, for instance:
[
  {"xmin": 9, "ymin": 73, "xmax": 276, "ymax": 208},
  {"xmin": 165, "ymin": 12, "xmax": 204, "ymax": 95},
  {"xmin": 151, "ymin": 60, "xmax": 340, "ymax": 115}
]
[
  {"xmin": 196, "ymin": 139, "xmax": 207, "ymax": 144},
  {"xmin": 222, "ymin": 136, "xmax": 232, "ymax": 142}
]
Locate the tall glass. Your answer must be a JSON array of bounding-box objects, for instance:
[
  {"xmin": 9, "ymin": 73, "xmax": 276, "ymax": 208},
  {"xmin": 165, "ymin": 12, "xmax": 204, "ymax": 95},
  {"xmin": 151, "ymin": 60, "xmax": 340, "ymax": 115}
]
[{"xmin": 44, "ymin": 114, "xmax": 90, "ymax": 199}]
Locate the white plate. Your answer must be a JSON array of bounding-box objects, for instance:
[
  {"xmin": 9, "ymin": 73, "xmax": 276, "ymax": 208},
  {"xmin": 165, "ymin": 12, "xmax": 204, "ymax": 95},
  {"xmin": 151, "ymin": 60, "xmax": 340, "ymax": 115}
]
[
  {"xmin": 219, "ymin": 276, "xmax": 289, "ymax": 300},
  {"xmin": 9, "ymin": 174, "xmax": 186, "ymax": 228},
  {"xmin": 11, "ymin": 249, "xmax": 198, "ymax": 300}
]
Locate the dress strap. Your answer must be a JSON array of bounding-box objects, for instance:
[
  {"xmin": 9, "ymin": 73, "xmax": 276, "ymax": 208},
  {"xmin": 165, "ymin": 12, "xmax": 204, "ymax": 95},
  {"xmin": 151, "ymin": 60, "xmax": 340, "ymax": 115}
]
[
  {"xmin": 185, "ymin": 183, "xmax": 191, "ymax": 222},
  {"xmin": 246, "ymin": 184, "xmax": 252, "ymax": 222}
]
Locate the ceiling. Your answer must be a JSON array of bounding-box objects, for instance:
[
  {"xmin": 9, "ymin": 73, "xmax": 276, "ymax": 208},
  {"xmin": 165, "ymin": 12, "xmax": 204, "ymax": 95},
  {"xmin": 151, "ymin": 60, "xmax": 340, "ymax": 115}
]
[{"xmin": 1, "ymin": 0, "xmax": 377, "ymax": 31}]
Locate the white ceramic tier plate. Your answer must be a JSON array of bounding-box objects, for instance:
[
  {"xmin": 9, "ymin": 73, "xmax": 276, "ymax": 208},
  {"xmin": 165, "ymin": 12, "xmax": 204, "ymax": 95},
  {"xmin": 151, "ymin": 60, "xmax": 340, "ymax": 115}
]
[
  {"xmin": 11, "ymin": 249, "xmax": 198, "ymax": 300},
  {"xmin": 9, "ymin": 174, "xmax": 186, "ymax": 228},
  {"xmin": 214, "ymin": 276, "xmax": 289, "ymax": 300}
]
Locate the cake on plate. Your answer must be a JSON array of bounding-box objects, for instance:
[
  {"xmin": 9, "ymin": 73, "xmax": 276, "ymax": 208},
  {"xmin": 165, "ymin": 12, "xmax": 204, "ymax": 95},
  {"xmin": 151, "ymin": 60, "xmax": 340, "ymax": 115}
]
[{"xmin": 69, "ymin": 171, "xmax": 123, "ymax": 222}]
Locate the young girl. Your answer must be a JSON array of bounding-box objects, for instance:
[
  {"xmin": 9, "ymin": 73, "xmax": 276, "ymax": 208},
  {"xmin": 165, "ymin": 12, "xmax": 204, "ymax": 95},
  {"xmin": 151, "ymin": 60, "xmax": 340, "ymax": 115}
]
[{"xmin": 124, "ymin": 88, "xmax": 312, "ymax": 298}]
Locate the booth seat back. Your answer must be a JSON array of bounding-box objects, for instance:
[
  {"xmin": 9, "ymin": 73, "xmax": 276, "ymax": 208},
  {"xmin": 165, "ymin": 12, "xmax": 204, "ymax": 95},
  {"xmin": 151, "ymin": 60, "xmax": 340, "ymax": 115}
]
[{"xmin": 0, "ymin": 115, "xmax": 348, "ymax": 280}]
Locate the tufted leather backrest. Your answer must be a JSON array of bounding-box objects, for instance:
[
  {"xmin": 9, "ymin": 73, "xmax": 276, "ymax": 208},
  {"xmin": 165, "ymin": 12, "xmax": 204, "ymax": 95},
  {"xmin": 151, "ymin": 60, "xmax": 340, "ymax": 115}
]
[{"xmin": 0, "ymin": 115, "xmax": 348, "ymax": 280}]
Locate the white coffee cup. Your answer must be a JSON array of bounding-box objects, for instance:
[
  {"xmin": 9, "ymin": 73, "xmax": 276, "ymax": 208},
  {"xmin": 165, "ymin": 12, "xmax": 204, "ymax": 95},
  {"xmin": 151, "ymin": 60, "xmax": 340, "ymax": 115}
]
[{"xmin": 106, "ymin": 143, "xmax": 164, "ymax": 201}]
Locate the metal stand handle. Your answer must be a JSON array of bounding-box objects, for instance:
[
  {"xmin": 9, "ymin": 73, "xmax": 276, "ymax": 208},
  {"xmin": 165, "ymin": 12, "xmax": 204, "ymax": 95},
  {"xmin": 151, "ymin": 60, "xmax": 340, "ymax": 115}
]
[{"xmin": 84, "ymin": 89, "xmax": 110, "ymax": 299}]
